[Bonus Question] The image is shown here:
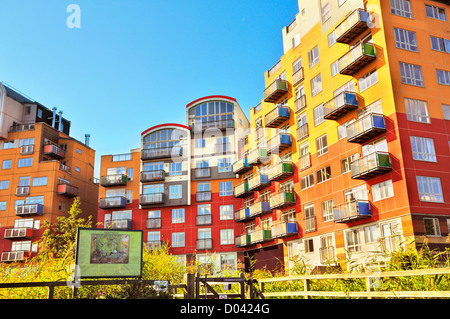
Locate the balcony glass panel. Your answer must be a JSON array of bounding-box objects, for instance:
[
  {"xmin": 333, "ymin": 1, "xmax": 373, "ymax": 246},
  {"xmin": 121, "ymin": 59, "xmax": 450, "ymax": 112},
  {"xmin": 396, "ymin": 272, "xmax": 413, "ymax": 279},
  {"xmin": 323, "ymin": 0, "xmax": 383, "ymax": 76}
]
[
  {"xmin": 232, "ymin": 157, "xmax": 252, "ymax": 174},
  {"xmin": 140, "ymin": 193, "xmax": 165, "ymax": 205},
  {"xmin": 248, "ymin": 148, "xmax": 269, "ymax": 165},
  {"xmin": 323, "ymin": 91, "xmax": 358, "ymax": 120},
  {"xmin": 335, "ymin": 9, "xmax": 371, "ymax": 44},
  {"xmin": 248, "ymin": 201, "xmax": 271, "ymax": 218},
  {"xmin": 350, "ymin": 151, "xmax": 391, "ymax": 179},
  {"xmin": 272, "ymin": 222, "xmax": 298, "ymax": 238},
  {"xmin": 146, "ymin": 218, "xmax": 162, "ymax": 229},
  {"xmin": 4, "ymin": 228, "xmax": 32, "ymax": 239},
  {"xmin": 268, "ymin": 162, "xmax": 293, "ymax": 182},
  {"xmin": 234, "ymin": 182, "xmax": 252, "ymax": 198},
  {"xmin": 265, "ymin": 105, "xmax": 290, "ymax": 128},
  {"xmin": 295, "ymin": 95, "xmax": 307, "ymax": 113},
  {"xmin": 346, "ymin": 113, "xmax": 386, "ymax": 143},
  {"xmin": 250, "ymin": 229, "xmax": 272, "ymax": 244},
  {"xmin": 197, "ymin": 238, "xmax": 212, "ymax": 250},
  {"xmin": 235, "ymin": 207, "xmax": 250, "ymax": 222},
  {"xmin": 292, "ymin": 67, "xmax": 304, "ymax": 86},
  {"xmin": 338, "ymin": 43, "xmax": 376, "ymax": 75},
  {"xmin": 105, "ymin": 219, "xmax": 133, "ymax": 229},
  {"xmin": 248, "ymin": 174, "xmax": 270, "ymax": 191},
  {"xmin": 56, "ymin": 183, "xmax": 79, "ymax": 197},
  {"xmin": 333, "ymin": 200, "xmax": 371, "ymax": 223},
  {"xmin": 267, "ymin": 133, "xmax": 291, "ymax": 155},
  {"xmin": 191, "ymin": 119, "xmax": 234, "ymax": 132},
  {"xmin": 264, "ymin": 79, "xmax": 288, "ymax": 103},
  {"xmin": 16, "ymin": 203, "xmax": 43, "ymax": 216},
  {"xmin": 99, "ymin": 196, "xmax": 127, "ymax": 209},
  {"xmin": 140, "ymin": 170, "xmax": 165, "ymax": 182},
  {"xmin": 196, "ymin": 191, "xmax": 212, "ymax": 202},
  {"xmin": 270, "ymin": 192, "xmax": 295, "ymax": 209},
  {"xmin": 196, "ymin": 214, "xmax": 212, "ymax": 225},
  {"xmin": 235, "ymin": 234, "xmax": 251, "ymax": 247},
  {"xmin": 195, "ymin": 167, "xmax": 211, "ymax": 178},
  {"xmin": 43, "ymin": 144, "xmax": 65, "ymax": 159},
  {"xmin": 296, "ymin": 123, "xmax": 309, "ymax": 141},
  {"xmin": 141, "ymin": 146, "xmax": 182, "ymax": 160},
  {"xmin": 101, "ymin": 174, "xmax": 128, "ymax": 187}
]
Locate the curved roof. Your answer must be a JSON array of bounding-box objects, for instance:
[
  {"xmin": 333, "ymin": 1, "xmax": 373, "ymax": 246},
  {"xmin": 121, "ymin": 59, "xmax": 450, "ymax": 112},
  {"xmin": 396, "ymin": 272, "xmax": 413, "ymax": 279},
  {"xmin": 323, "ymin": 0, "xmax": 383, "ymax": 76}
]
[
  {"xmin": 141, "ymin": 123, "xmax": 190, "ymax": 136},
  {"xmin": 185, "ymin": 95, "xmax": 237, "ymax": 109}
]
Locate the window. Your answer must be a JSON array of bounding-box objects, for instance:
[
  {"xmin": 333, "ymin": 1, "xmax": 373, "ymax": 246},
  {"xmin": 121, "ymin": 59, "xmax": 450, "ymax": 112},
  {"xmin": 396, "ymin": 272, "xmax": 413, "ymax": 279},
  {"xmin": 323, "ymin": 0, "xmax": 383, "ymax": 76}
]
[
  {"xmin": 316, "ymin": 166, "xmax": 331, "ymax": 183},
  {"xmin": 430, "ymin": 36, "xmax": 450, "ymax": 53},
  {"xmin": 292, "ymin": 33, "xmax": 301, "ymax": 48},
  {"xmin": 424, "ymin": 218, "xmax": 441, "ymax": 236},
  {"xmin": 425, "ymin": 4, "xmax": 447, "ymax": 21},
  {"xmin": 322, "ymin": 199, "xmax": 334, "ymax": 222},
  {"xmin": 328, "ymin": 31, "xmax": 336, "ymax": 47},
  {"xmin": 304, "ymin": 203, "xmax": 316, "ymax": 232},
  {"xmin": 436, "ymin": 69, "xmax": 450, "ymax": 85},
  {"xmin": 169, "ymin": 162, "xmax": 182, "ymax": 176},
  {"xmin": 394, "ymin": 28, "xmax": 418, "ymax": 52},
  {"xmin": 143, "ymin": 161, "xmax": 164, "ymax": 172},
  {"xmin": 311, "ymin": 73, "xmax": 322, "ymax": 96},
  {"xmin": 399, "ymin": 62, "xmax": 424, "ymax": 87},
  {"xmin": 372, "ymin": 179, "xmax": 394, "ymax": 202},
  {"xmin": 112, "ymin": 153, "xmax": 132, "ymax": 161},
  {"xmin": 3, "ymin": 141, "xmax": 14, "ymax": 149},
  {"xmin": 218, "ymin": 158, "xmax": 231, "ymax": 173},
  {"xmin": 405, "ymin": 98, "xmax": 430, "ymax": 123},
  {"xmin": 19, "ymin": 176, "xmax": 30, "ymax": 186},
  {"xmin": 345, "ymin": 230, "xmax": 361, "ymax": 252},
  {"xmin": 416, "ymin": 176, "xmax": 443, "ymax": 202},
  {"xmin": 316, "ymin": 134, "xmax": 328, "ymax": 156},
  {"xmin": 331, "ymin": 60, "xmax": 339, "ymax": 77},
  {"xmin": 172, "ymin": 208, "xmax": 185, "ymax": 223},
  {"xmin": 358, "ymin": 69, "xmax": 378, "ymax": 92},
  {"xmin": 321, "ymin": 1, "xmax": 330, "ymax": 22},
  {"xmin": 172, "ymin": 232, "xmax": 185, "ymax": 247},
  {"xmin": 364, "ymin": 225, "xmax": 378, "ymax": 243},
  {"xmin": 2, "ymin": 160, "xmax": 11, "ymax": 169},
  {"xmin": 195, "ymin": 139, "xmax": 205, "ymax": 148},
  {"xmin": 304, "ymin": 239, "xmax": 314, "ymax": 253},
  {"xmin": 309, "ymin": 45, "xmax": 319, "ymax": 68},
  {"xmin": 18, "ymin": 158, "xmax": 32, "ymax": 168},
  {"xmin": 75, "ymin": 167, "xmax": 81, "ymax": 173},
  {"xmin": 220, "ymin": 205, "xmax": 233, "ymax": 220},
  {"xmin": 341, "ymin": 154, "xmax": 358, "ymax": 173},
  {"xmin": 390, "ymin": 0, "xmax": 412, "ymax": 18},
  {"xmin": 220, "ymin": 229, "xmax": 234, "ymax": 245},
  {"xmin": 0, "ymin": 180, "xmax": 9, "ymax": 190},
  {"xmin": 169, "ymin": 184, "xmax": 182, "ymax": 199},
  {"xmin": 300, "ymin": 173, "xmax": 314, "ymax": 190},
  {"xmin": 443, "ymin": 104, "xmax": 450, "ymax": 120},
  {"xmin": 410, "ymin": 136, "xmax": 436, "ymax": 162},
  {"xmin": 219, "ymin": 181, "xmax": 233, "ymax": 196},
  {"xmin": 0, "ymin": 201, "xmax": 6, "ymax": 210},
  {"xmin": 313, "ymin": 103, "xmax": 325, "ymax": 126}
]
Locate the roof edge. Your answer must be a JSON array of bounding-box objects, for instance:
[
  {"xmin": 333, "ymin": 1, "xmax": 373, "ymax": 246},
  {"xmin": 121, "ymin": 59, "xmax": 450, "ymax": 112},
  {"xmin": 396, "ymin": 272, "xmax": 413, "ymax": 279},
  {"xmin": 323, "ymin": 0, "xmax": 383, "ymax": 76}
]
[{"xmin": 141, "ymin": 123, "xmax": 190, "ymax": 136}]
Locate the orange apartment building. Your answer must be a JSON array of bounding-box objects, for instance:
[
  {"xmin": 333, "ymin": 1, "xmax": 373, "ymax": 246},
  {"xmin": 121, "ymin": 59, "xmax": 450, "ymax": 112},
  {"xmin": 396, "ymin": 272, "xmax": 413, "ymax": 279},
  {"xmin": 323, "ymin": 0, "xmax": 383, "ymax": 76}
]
[
  {"xmin": 0, "ymin": 83, "xmax": 98, "ymax": 262},
  {"xmin": 233, "ymin": 0, "xmax": 450, "ymax": 272}
]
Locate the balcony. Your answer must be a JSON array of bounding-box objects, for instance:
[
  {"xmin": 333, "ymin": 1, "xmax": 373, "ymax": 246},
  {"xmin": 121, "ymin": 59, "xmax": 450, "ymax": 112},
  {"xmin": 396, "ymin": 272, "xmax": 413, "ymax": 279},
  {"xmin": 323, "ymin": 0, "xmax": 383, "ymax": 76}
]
[
  {"xmin": 272, "ymin": 222, "xmax": 298, "ymax": 238},
  {"xmin": 105, "ymin": 219, "xmax": 133, "ymax": 229},
  {"xmin": 248, "ymin": 174, "xmax": 270, "ymax": 191},
  {"xmin": 140, "ymin": 170, "xmax": 165, "ymax": 183},
  {"xmin": 197, "ymin": 238, "xmax": 212, "ymax": 250},
  {"xmin": 270, "ymin": 192, "xmax": 295, "ymax": 210},
  {"xmin": 250, "ymin": 229, "xmax": 272, "ymax": 244},
  {"xmin": 248, "ymin": 201, "xmax": 271, "ymax": 218},
  {"xmin": 265, "ymin": 105, "xmax": 289, "ymax": 128},
  {"xmin": 146, "ymin": 218, "xmax": 162, "ymax": 229},
  {"xmin": 346, "ymin": 113, "xmax": 386, "ymax": 144},
  {"xmin": 296, "ymin": 123, "xmax": 308, "ymax": 142},
  {"xmin": 140, "ymin": 193, "xmax": 165, "ymax": 206},
  {"xmin": 101, "ymin": 174, "xmax": 128, "ymax": 187},
  {"xmin": 190, "ymin": 119, "xmax": 234, "ymax": 132},
  {"xmin": 333, "ymin": 200, "xmax": 371, "ymax": 223},
  {"xmin": 351, "ymin": 151, "xmax": 392, "ymax": 180},
  {"xmin": 1, "ymin": 251, "xmax": 29, "ymax": 262},
  {"xmin": 9, "ymin": 123, "xmax": 35, "ymax": 133},
  {"xmin": 56, "ymin": 183, "xmax": 79, "ymax": 197},
  {"xmin": 248, "ymin": 148, "xmax": 269, "ymax": 165},
  {"xmin": 15, "ymin": 186, "xmax": 30, "ymax": 196},
  {"xmin": 267, "ymin": 133, "xmax": 291, "ymax": 155},
  {"xmin": 323, "ymin": 91, "xmax": 359, "ymax": 120},
  {"xmin": 268, "ymin": 161, "xmax": 293, "ymax": 182},
  {"xmin": 234, "ymin": 182, "xmax": 252, "ymax": 198},
  {"xmin": 16, "ymin": 203, "xmax": 43, "ymax": 216},
  {"xmin": 99, "ymin": 196, "xmax": 127, "ymax": 209},
  {"xmin": 292, "ymin": 67, "xmax": 304, "ymax": 86},
  {"xmin": 295, "ymin": 94, "xmax": 307, "ymax": 113},
  {"xmin": 335, "ymin": 9, "xmax": 371, "ymax": 44},
  {"xmin": 20, "ymin": 145, "xmax": 34, "ymax": 155},
  {"xmin": 235, "ymin": 207, "xmax": 250, "ymax": 222},
  {"xmin": 235, "ymin": 234, "xmax": 251, "ymax": 247},
  {"xmin": 196, "ymin": 214, "xmax": 212, "ymax": 226},
  {"xmin": 43, "ymin": 144, "xmax": 65, "ymax": 159},
  {"xmin": 141, "ymin": 146, "xmax": 183, "ymax": 160},
  {"xmin": 59, "ymin": 163, "xmax": 71, "ymax": 173},
  {"xmin": 4, "ymin": 228, "xmax": 33, "ymax": 240},
  {"xmin": 264, "ymin": 79, "xmax": 288, "ymax": 103},
  {"xmin": 146, "ymin": 241, "xmax": 163, "ymax": 251},
  {"xmin": 232, "ymin": 157, "xmax": 252, "ymax": 175},
  {"xmin": 196, "ymin": 191, "xmax": 212, "ymax": 202},
  {"xmin": 338, "ymin": 43, "xmax": 376, "ymax": 76}
]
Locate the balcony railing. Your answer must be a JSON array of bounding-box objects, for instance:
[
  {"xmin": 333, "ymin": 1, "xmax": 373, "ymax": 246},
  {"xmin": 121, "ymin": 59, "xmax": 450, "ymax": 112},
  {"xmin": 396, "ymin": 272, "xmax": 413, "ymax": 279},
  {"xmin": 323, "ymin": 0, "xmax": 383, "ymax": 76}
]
[
  {"xmin": 140, "ymin": 170, "xmax": 165, "ymax": 183},
  {"xmin": 346, "ymin": 113, "xmax": 386, "ymax": 144},
  {"xmin": 248, "ymin": 148, "xmax": 269, "ymax": 165},
  {"xmin": 248, "ymin": 173, "xmax": 270, "ymax": 191},
  {"xmin": 4, "ymin": 228, "xmax": 33, "ymax": 240},
  {"xmin": 335, "ymin": 9, "xmax": 371, "ymax": 44},
  {"xmin": 232, "ymin": 157, "xmax": 252, "ymax": 175},
  {"xmin": 292, "ymin": 67, "xmax": 304, "ymax": 86},
  {"xmin": 338, "ymin": 42, "xmax": 376, "ymax": 75},
  {"xmin": 101, "ymin": 174, "xmax": 128, "ymax": 187},
  {"xmin": 296, "ymin": 123, "xmax": 308, "ymax": 142},
  {"xmin": 333, "ymin": 200, "xmax": 371, "ymax": 223},
  {"xmin": 146, "ymin": 241, "xmax": 163, "ymax": 251},
  {"xmin": 250, "ymin": 229, "xmax": 272, "ymax": 244},
  {"xmin": 196, "ymin": 191, "xmax": 212, "ymax": 202},
  {"xmin": 190, "ymin": 119, "xmax": 234, "ymax": 132},
  {"xmin": 235, "ymin": 207, "xmax": 250, "ymax": 222},
  {"xmin": 105, "ymin": 219, "xmax": 133, "ymax": 229},
  {"xmin": 272, "ymin": 222, "xmax": 298, "ymax": 238},
  {"xmin": 299, "ymin": 153, "xmax": 311, "ymax": 170},
  {"xmin": 43, "ymin": 144, "xmax": 65, "ymax": 159},
  {"xmin": 20, "ymin": 145, "xmax": 34, "ymax": 155},
  {"xmin": 146, "ymin": 218, "xmax": 162, "ymax": 229},
  {"xmin": 270, "ymin": 192, "xmax": 295, "ymax": 210},
  {"xmin": 196, "ymin": 214, "xmax": 212, "ymax": 226},
  {"xmin": 264, "ymin": 79, "xmax": 288, "ymax": 103},
  {"xmin": 56, "ymin": 183, "xmax": 79, "ymax": 197},
  {"xmin": 235, "ymin": 234, "xmax": 251, "ymax": 247},
  {"xmin": 141, "ymin": 146, "xmax": 182, "ymax": 160},
  {"xmin": 9, "ymin": 123, "xmax": 35, "ymax": 133},
  {"xmin": 248, "ymin": 201, "xmax": 271, "ymax": 218},
  {"xmin": 140, "ymin": 193, "xmax": 165, "ymax": 206},
  {"xmin": 268, "ymin": 161, "xmax": 293, "ymax": 182},
  {"xmin": 59, "ymin": 163, "xmax": 71, "ymax": 173},
  {"xmin": 350, "ymin": 151, "xmax": 391, "ymax": 180},
  {"xmin": 323, "ymin": 91, "xmax": 359, "ymax": 120},
  {"xmin": 16, "ymin": 203, "xmax": 43, "ymax": 216},
  {"xmin": 99, "ymin": 196, "xmax": 127, "ymax": 209},
  {"xmin": 16, "ymin": 186, "xmax": 30, "ymax": 196},
  {"xmin": 234, "ymin": 182, "xmax": 252, "ymax": 198},
  {"xmin": 267, "ymin": 132, "xmax": 291, "ymax": 155},
  {"xmin": 265, "ymin": 105, "xmax": 289, "ymax": 128},
  {"xmin": 295, "ymin": 95, "xmax": 307, "ymax": 113},
  {"xmin": 197, "ymin": 238, "xmax": 212, "ymax": 250},
  {"xmin": 1, "ymin": 251, "xmax": 28, "ymax": 262},
  {"xmin": 195, "ymin": 167, "xmax": 211, "ymax": 178}
]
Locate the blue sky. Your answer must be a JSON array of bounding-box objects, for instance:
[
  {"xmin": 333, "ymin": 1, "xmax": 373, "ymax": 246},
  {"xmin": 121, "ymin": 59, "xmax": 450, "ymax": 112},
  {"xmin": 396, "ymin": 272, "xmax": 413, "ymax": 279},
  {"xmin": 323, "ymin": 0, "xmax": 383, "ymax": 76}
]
[{"xmin": 0, "ymin": 0, "xmax": 299, "ymax": 177}]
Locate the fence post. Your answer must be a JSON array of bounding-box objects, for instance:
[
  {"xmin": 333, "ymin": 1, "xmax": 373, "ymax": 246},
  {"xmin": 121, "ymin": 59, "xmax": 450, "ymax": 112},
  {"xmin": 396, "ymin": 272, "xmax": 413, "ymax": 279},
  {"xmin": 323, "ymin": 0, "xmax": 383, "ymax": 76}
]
[
  {"xmin": 47, "ymin": 285, "xmax": 54, "ymax": 299},
  {"xmin": 365, "ymin": 277, "xmax": 374, "ymax": 299},
  {"xmin": 240, "ymin": 273, "xmax": 246, "ymax": 299},
  {"xmin": 195, "ymin": 273, "xmax": 200, "ymax": 299},
  {"xmin": 303, "ymin": 279, "xmax": 310, "ymax": 299},
  {"xmin": 185, "ymin": 273, "xmax": 195, "ymax": 299}
]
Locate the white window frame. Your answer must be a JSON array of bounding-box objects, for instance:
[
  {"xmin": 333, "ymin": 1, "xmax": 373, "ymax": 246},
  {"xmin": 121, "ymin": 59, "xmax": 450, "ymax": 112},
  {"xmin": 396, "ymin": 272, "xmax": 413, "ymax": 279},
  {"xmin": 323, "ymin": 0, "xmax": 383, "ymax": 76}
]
[
  {"xmin": 410, "ymin": 136, "xmax": 437, "ymax": 162},
  {"xmin": 399, "ymin": 62, "xmax": 424, "ymax": 87},
  {"xmin": 416, "ymin": 176, "xmax": 444, "ymax": 203}
]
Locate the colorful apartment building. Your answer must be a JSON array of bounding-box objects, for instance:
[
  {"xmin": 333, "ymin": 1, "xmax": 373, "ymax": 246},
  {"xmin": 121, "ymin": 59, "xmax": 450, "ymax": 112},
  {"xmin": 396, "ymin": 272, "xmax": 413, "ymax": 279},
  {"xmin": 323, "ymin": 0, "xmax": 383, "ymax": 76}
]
[
  {"xmin": 0, "ymin": 83, "xmax": 98, "ymax": 262},
  {"xmin": 233, "ymin": 0, "xmax": 450, "ymax": 272},
  {"xmin": 97, "ymin": 96, "xmax": 250, "ymax": 273}
]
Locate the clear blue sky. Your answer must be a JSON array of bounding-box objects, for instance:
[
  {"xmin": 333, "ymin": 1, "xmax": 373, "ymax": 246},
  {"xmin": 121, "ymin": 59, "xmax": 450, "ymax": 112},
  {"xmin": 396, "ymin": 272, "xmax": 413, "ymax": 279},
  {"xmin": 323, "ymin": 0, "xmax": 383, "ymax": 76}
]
[{"xmin": 0, "ymin": 0, "xmax": 299, "ymax": 177}]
